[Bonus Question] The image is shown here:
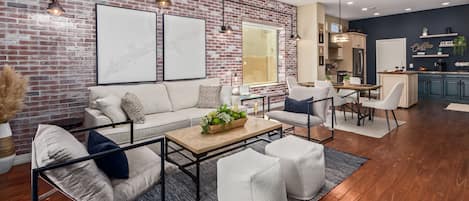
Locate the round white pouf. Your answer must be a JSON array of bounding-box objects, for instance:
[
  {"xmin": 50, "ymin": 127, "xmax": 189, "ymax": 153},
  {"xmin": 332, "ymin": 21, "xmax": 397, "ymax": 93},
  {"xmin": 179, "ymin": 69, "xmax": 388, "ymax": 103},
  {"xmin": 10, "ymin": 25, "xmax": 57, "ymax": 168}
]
[
  {"xmin": 265, "ymin": 136, "xmax": 325, "ymax": 200},
  {"xmin": 217, "ymin": 148, "xmax": 287, "ymax": 201}
]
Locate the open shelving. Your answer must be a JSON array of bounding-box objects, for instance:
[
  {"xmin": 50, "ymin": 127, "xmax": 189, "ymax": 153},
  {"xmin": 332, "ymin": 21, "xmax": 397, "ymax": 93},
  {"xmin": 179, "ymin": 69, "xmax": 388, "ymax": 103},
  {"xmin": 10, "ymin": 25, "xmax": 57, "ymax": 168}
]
[
  {"xmin": 412, "ymin": 54, "xmax": 449, "ymax": 58},
  {"xmin": 420, "ymin": 33, "xmax": 458, "ymax": 39}
]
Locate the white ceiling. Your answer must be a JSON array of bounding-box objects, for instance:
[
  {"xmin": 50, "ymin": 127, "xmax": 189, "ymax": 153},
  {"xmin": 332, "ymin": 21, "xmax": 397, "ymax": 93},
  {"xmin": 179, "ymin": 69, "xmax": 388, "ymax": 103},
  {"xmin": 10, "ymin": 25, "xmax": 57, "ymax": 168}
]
[{"xmin": 278, "ymin": 0, "xmax": 469, "ymax": 20}]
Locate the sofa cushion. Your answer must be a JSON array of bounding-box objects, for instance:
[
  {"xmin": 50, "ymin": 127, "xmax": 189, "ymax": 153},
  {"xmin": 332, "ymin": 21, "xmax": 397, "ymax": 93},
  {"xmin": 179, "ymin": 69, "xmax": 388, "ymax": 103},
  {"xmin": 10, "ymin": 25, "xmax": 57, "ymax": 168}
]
[
  {"xmin": 96, "ymin": 95, "xmax": 127, "ymax": 123},
  {"xmin": 174, "ymin": 107, "xmax": 216, "ymax": 125},
  {"xmin": 97, "ymin": 112, "xmax": 190, "ymax": 144},
  {"xmin": 89, "ymin": 84, "xmax": 173, "ymax": 115},
  {"xmin": 33, "ymin": 124, "xmax": 113, "ymax": 201},
  {"xmin": 266, "ymin": 111, "xmax": 323, "ymax": 127},
  {"xmin": 121, "ymin": 93, "xmax": 145, "ymax": 124},
  {"xmin": 164, "ymin": 78, "xmax": 220, "ymax": 111},
  {"xmin": 112, "ymin": 146, "xmax": 162, "ymax": 201},
  {"xmin": 87, "ymin": 130, "xmax": 129, "ymax": 179},
  {"xmin": 198, "ymin": 85, "xmax": 222, "ymax": 108}
]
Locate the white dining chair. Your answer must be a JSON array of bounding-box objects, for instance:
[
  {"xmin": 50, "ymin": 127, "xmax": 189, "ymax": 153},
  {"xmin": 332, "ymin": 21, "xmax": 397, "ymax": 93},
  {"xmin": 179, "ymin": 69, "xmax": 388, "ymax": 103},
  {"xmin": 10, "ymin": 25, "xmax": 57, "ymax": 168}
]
[
  {"xmin": 286, "ymin": 76, "xmax": 300, "ymax": 93},
  {"xmin": 350, "ymin": 77, "xmax": 362, "ymax": 85},
  {"xmin": 315, "ymin": 81, "xmax": 354, "ymax": 123},
  {"xmin": 362, "ymin": 82, "xmax": 404, "ymax": 131}
]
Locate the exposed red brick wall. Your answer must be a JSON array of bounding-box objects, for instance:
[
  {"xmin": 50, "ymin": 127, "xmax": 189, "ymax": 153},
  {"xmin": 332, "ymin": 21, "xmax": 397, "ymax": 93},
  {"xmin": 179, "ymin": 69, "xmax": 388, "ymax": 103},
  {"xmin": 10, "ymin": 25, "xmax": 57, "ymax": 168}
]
[{"xmin": 0, "ymin": 0, "xmax": 297, "ymax": 154}]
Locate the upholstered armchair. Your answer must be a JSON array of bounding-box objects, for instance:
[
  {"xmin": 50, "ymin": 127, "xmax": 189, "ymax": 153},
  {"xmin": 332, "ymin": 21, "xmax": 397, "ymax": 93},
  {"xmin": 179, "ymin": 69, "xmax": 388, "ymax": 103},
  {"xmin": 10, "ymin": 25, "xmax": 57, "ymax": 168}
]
[
  {"xmin": 266, "ymin": 87, "xmax": 334, "ymax": 143},
  {"xmin": 31, "ymin": 121, "xmax": 166, "ymax": 201}
]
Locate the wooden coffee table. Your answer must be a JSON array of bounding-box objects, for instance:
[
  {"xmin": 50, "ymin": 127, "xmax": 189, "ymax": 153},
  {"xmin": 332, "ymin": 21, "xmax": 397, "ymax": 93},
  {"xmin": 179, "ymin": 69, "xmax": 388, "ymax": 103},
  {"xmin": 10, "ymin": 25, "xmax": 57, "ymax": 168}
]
[{"xmin": 165, "ymin": 117, "xmax": 283, "ymax": 201}]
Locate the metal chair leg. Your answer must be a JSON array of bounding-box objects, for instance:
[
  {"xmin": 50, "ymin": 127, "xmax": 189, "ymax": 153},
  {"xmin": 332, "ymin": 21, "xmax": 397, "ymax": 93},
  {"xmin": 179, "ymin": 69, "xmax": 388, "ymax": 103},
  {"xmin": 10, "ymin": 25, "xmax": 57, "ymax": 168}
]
[
  {"xmin": 332, "ymin": 109, "xmax": 337, "ymax": 124},
  {"xmin": 392, "ymin": 110, "xmax": 399, "ymax": 128},
  {"xmin": 307, "ymin": 125, "xmax": 311, "ymax": 141},
  {"xmin": 342, "ymin": 105, "xmax": 346, "ymax": 121},
  {"xmin": 385, "ymin": 110, "xmax": 391, "ymax": 131}
]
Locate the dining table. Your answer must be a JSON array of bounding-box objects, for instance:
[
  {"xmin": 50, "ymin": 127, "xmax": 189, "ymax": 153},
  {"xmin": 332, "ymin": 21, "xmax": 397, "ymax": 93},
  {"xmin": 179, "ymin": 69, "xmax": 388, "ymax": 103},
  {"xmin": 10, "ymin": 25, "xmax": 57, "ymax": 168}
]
[{"xmin": 299, "ymin": 82, "xmax": 382, "ymax": 126}]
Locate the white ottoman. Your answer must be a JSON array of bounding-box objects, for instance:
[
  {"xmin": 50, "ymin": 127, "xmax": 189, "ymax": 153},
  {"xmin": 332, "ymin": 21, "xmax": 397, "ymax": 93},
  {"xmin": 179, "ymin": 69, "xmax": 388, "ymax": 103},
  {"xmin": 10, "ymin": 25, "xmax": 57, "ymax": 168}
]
[
  {"xmin": 265, "ymin": 136, "xmax": 325, "ymax": 200},
  {"xmin": 217, "ymin": 148, "xmax": 287, "ymax": 201}
]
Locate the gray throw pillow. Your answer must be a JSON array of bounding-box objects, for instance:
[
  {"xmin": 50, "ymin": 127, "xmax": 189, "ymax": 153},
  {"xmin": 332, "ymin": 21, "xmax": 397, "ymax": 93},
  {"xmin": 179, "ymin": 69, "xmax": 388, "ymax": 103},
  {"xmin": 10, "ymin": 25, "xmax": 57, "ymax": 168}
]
[
  {"xmin": 121, "ymin": 93, "xmax": 145, "ymax": 124},
  {"xmin": 198, "ymin": 85, "xmax": 222, "ymax": 108}
]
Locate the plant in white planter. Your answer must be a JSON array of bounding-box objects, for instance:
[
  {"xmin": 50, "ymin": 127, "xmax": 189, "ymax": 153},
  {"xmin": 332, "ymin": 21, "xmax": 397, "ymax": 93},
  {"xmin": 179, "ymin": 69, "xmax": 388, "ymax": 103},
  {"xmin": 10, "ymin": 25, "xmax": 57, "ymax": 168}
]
[{"xmin": 0, "ymin": 66, "xmax": 27, "ymax": 174}]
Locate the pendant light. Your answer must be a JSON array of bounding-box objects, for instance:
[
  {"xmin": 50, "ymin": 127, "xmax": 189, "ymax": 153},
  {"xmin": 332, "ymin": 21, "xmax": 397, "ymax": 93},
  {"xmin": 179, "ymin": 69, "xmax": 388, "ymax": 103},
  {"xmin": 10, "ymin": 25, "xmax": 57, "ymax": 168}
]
[
  {"xmin": 290, "ymin": 15, "xmax": 301, "ymax": 40},
  {"xmin": 220, "ymin": 0, "xmax": 233, "ymax": 34},
  {"xmin": 47, "ymin": 0, "xmax": 65, "ymax": 16},
  {"xmin": 156, "ymin": 0, "xmax": 172, "ymax": 9},
  {"xmin": 332, "ymin": 0, "xmax": 349, "ymax": 43}
]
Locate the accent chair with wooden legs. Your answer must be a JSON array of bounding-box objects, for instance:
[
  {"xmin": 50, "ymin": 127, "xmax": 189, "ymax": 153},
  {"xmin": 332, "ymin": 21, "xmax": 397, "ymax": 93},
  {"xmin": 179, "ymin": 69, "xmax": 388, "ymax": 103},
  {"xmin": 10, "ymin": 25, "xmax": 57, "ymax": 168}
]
[{"xmin": 362, "ymin": 82, "xmax": 404, "ymax": 131}]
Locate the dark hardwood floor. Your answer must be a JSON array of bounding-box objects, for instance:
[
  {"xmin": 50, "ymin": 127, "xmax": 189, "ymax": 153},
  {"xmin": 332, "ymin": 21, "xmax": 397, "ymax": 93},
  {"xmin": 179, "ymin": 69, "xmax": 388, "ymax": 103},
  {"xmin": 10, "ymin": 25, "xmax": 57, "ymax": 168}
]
[{"xmin": 0, "ymin": 100, "xmax": 468, "ymax": 201}]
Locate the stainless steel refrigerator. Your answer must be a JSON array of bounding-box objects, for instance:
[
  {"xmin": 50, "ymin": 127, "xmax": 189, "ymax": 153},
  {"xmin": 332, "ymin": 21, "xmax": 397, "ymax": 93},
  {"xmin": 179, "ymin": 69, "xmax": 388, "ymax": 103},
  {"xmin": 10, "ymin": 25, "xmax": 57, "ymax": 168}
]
[{"xmin": 353, "ymin": 48, "xmax": 365, "ymax": 83}]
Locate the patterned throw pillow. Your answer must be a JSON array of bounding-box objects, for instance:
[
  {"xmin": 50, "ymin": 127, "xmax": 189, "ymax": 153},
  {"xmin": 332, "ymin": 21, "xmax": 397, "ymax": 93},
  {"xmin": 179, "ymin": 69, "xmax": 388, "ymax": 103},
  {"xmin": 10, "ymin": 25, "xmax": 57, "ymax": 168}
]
[
  {"xmin": 121, "ymin": 92, "xmax": 145, "ymax": 124},
  {"xmin": 198, "ymin": 85, "xmax": 222, "ymax": 108}
]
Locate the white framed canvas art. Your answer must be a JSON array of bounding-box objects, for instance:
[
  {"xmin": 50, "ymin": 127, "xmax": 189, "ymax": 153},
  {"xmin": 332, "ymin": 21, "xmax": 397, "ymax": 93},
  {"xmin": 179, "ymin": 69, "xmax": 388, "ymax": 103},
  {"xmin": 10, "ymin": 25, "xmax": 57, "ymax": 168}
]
[
  {"xmin": 163, "ymin": 15, "xmax": 206, "ymax": 81},
  {"xmin": 96, "ymin": 4, "xmax": 157, "ymax": 84}
]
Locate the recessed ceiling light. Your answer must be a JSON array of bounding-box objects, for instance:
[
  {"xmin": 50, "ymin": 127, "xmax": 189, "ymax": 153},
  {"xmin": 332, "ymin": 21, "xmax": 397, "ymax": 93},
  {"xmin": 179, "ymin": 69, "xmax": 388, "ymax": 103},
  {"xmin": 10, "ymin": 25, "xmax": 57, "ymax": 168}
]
[
  {"xmin": 405, "ymin": 8, "xmax": 412, "ymax": 11},
  {"xmin": 441, "ymin": 2, "xmax": 451, "ymax": 6},
  {"xmin": 373, "ymin": 12, "xmax": 380, "ymax": 16},
  {"xmin": 361, "ymin": 7, "xmax": 368, "ymax": 11},
  {"xmin": 347, "ymin": 1, "xmax": 354, "ymax": 5}
]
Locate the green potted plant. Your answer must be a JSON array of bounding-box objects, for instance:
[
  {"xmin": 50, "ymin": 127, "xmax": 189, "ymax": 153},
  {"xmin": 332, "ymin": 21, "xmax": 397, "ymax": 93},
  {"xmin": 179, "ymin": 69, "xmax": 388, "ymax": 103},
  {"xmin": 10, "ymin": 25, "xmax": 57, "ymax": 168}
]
[
  {"xmin": 0, "ymin": 66, "xmax": 27, "ymax": 174},
  {"xmin": 201, "ymin": 105, "xmax": 247, "ymax": 134},
  {"xmin": 453, "ymin": 36, "xmax": 467, "ymax": 56},
  {"xmin": 343, "ymin": 74, "xmax": 351, "ymax": 86}
]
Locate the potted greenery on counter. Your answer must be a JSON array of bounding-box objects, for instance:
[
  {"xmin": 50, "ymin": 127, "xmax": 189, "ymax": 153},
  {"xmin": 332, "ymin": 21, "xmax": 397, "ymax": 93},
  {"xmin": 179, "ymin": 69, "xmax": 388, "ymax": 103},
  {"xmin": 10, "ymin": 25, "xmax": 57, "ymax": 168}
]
[
  {"xmin": 454, "ymin": 36, "xmax": 467, "ymax": 56},
  {"xmin": 201, "ymin": 105, "xmax": 247, "ymax": 134}
]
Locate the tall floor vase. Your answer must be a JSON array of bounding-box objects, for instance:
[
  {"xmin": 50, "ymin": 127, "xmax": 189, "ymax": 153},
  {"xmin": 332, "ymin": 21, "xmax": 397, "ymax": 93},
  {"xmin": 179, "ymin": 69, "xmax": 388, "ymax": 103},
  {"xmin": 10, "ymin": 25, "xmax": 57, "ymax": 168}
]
[{"xmin": 0, "ymin": 122, "xmax": 16, "ymax": 174}]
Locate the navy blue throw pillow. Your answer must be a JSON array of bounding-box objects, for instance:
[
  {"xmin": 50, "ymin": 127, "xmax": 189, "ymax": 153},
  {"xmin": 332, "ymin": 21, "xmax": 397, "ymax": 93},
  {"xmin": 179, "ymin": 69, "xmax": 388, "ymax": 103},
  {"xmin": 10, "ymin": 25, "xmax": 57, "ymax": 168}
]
[
  {"xmin": 284, "ymin": 96, "xmax": 314, "ymax": 115},
  {"xmin": 87, "ymin": 130, "xmax": 129, "ymax": 179}
]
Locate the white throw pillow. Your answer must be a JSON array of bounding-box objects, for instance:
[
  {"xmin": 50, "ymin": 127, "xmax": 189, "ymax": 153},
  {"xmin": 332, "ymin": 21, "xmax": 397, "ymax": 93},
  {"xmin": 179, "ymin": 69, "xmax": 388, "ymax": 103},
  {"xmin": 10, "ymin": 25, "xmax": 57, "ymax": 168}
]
[
  {"xmin": 33, "ymin": 124, "xmax": 114, "ymax": 201},
  {"xmin": 96, "ymin": 95, "xmax": 127, "ymax": 123}
]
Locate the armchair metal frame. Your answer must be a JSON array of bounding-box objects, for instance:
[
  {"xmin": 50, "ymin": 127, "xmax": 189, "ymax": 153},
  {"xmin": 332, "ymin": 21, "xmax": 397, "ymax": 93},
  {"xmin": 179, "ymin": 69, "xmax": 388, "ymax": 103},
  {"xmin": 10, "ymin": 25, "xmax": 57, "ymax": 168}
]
[
  {"xmin": 31, "ymin": 121, "xmax": 166, "ymax": 201},
  {"xmin": 267, "ymin": 94, "xmax": 335, "ymax": 143}
]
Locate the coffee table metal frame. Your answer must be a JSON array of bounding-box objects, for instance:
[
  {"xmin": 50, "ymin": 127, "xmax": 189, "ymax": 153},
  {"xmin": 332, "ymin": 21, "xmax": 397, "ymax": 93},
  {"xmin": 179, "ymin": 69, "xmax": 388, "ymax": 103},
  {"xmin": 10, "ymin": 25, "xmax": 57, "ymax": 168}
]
[{"xmin": 165, "ymin": 126, "xmax": 283, "ymax": 201}]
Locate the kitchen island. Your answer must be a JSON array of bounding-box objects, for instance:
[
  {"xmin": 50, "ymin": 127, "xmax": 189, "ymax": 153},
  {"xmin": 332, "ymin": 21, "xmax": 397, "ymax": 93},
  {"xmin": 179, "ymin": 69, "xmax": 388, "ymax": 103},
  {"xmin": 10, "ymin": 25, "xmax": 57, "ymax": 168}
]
[{"xmin": 378, "ymin": 71, "xmax": 419, "ymax": 108}]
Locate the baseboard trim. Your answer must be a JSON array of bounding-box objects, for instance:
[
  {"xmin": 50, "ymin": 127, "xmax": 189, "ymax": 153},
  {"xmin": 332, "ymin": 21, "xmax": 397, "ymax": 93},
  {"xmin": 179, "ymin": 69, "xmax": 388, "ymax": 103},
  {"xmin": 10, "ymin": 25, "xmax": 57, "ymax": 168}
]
[{"xmin": 14, "ymin": 153, "xmax": 31, "ymax": 165}]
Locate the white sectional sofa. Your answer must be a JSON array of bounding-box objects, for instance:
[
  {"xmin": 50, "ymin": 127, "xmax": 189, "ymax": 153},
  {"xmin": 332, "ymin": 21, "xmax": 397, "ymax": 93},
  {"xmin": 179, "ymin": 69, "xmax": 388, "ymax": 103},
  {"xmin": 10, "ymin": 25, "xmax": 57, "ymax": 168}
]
[{"xmin": 84, "ymin": 78, "xmax": 238, "ymax": 144}]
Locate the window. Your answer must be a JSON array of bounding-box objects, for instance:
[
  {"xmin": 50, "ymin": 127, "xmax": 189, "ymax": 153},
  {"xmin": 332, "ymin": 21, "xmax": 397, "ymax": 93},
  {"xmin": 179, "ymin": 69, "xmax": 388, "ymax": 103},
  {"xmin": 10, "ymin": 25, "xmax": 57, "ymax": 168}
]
[{"xmin": 242, "ymin": 22, "xmax": 279, "ymax": 85}]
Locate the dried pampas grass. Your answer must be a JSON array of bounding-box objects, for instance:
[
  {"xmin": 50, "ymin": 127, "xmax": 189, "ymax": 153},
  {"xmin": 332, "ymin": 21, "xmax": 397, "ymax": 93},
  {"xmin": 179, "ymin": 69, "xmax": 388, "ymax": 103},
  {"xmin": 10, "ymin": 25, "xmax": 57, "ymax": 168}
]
[{"xmin": 0, "ymin": 66, "xmax": 28, "ymax": 123}]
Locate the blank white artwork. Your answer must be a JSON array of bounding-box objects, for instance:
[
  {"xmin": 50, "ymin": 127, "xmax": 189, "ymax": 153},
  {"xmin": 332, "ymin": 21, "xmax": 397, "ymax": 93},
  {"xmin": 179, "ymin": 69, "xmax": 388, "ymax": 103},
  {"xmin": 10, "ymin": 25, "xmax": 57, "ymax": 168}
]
[
  {"xmin": 164, "ymin": 15, "xmax": 206, "ymax": 80},
  {"xmin": 96, "ymin": 5, "xmax": 157, "ymax": 84}
]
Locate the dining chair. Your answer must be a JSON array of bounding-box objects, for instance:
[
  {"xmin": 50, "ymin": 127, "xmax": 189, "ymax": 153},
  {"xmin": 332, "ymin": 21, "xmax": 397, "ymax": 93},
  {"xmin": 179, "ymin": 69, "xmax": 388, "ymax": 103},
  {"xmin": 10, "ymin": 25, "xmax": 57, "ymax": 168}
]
[
  {"xmin": 350, "ymin": 77, "xmax": 362, "ymax": 85},
  {"xmin": 315, "ymin": 81, "xmax": 354, "ymax": 123},
  {"xmin": 361, "ymin": 82, "xmax": 404, "ymax": 131},
  {"xmin": 286, "ymin": 76, "xmax": 300, "ymax": 93}
]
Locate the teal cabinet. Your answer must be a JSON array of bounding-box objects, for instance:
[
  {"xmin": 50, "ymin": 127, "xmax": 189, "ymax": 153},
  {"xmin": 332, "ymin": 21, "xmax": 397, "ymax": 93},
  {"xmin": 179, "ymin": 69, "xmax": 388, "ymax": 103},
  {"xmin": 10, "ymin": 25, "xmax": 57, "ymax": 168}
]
[
  {"xmin": 444, "ymin": 78, "xmax": 460, "ymax": 100},
  {"xmin": 419, "ymin": 73, "xmax": 469, "ymax": 103},
  {"xmin": 460, "ymin": 79, "xmax": 469, "ymax": 101}
]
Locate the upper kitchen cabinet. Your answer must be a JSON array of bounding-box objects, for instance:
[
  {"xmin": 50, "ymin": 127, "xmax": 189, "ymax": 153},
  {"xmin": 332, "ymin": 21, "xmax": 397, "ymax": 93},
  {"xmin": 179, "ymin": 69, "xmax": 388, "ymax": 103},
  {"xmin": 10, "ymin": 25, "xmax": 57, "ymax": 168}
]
[{"xmin": 330, "ymin": 32, "xmax": 367, "ymax": 83}]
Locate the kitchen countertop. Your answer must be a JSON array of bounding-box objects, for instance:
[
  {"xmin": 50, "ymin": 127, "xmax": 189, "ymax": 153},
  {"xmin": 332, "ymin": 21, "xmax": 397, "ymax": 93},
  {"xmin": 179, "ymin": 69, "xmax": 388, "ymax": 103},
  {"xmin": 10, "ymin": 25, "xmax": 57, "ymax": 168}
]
[
  {"xmin": 378, "ymin": 71, "xmax": 419, "ymax": 74},
  {"xmin": 416, "ymin": 71, "xmax": 469, "ymax": 75}
]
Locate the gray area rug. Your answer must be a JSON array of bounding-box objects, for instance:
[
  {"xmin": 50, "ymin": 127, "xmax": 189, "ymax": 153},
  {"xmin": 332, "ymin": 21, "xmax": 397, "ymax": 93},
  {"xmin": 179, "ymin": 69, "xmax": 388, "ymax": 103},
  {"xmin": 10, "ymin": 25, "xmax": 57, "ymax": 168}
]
[{"xmin": 137, "ymin": 141, "xmax": 367, "ymax": 201}]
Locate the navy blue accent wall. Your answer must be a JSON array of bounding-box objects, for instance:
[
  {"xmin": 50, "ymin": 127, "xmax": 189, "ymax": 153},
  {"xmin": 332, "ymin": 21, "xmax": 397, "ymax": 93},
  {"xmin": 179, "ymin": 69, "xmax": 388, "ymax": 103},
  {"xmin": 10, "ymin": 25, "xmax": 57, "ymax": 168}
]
[{"xmin": 349, "ymin": 5, "xmax": 469, "ymax": 84}]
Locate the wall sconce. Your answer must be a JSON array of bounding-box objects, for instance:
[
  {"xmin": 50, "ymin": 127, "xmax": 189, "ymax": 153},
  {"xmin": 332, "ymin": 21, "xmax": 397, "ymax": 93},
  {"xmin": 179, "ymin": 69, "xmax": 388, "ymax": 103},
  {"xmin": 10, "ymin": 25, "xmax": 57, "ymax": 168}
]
[
  {"xmin": 290, "ymin": 15, "xmax": 301, "ymax": 41},
  {"xmin": 220, "ymin": 0, "xmax": 233, "ymax": 34},
  {"xmin": 47, "ymin": 0, "xmax": 65, "ymax": 16},
  {"xmin": 156, "ymin": 0, "xmax": 172, "ymax": 9}
]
